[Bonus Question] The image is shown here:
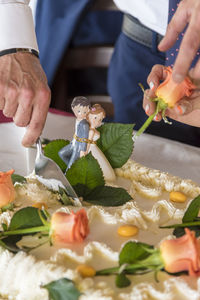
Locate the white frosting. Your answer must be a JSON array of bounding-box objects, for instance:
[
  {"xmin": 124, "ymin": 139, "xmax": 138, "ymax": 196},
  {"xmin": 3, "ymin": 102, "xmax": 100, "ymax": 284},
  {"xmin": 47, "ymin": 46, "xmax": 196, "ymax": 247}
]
[{"xmin": 0, "ymin": 159, "xmax": 199, "ymax": 299}]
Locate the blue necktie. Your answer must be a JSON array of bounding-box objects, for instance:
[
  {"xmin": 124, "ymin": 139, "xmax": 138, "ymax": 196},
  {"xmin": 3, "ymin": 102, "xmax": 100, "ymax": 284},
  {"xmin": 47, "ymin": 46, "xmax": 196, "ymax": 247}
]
[{"xmin": 166, "ymin": 0, "xmax": 200, "ymax": 68}]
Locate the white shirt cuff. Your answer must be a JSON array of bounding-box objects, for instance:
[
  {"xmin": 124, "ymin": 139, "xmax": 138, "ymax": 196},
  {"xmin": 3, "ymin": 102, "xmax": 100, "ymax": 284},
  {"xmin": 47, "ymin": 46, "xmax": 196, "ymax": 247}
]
[{"xmin": 0, "ymin": 2, "xmax": 38, "ymax": 52}]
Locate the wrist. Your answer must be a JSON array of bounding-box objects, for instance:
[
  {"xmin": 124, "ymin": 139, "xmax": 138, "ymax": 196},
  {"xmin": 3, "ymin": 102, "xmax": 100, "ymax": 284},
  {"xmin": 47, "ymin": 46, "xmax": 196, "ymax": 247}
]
[{"xmin": 0, "ymin": 48, "xmax": 39, "ymax": 59}]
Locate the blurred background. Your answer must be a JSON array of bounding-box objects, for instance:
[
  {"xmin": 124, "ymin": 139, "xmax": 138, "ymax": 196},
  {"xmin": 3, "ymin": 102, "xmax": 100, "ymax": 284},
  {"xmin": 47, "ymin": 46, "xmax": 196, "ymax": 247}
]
[{"xmin": 30, "ymin": 0, "xmax": 122, "ymax": 119}]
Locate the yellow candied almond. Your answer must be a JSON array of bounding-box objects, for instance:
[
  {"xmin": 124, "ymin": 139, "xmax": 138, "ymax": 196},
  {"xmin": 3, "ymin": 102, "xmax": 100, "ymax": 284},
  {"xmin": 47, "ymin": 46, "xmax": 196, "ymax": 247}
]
[
  {"xmin": 76, "ymin": 264, "xmax": 96, "ymax": 278},
  {"xmin": 117, "ymin": 225, "xmax": 139, "ymax": 237},
  {"xmin": 32, "ymin": 202, "xmax": 48, "ymax": 210},
  {"xmin": 169, "ymin": 191, "xmax": 187, "ymax": 203}
]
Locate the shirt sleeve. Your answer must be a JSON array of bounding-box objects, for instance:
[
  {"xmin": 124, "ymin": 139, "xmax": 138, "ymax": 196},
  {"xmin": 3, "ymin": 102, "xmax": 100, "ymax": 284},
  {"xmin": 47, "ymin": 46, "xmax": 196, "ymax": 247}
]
[{"xmin": 0, "ymin": 0, "xmax": 38, "ymax": 52}]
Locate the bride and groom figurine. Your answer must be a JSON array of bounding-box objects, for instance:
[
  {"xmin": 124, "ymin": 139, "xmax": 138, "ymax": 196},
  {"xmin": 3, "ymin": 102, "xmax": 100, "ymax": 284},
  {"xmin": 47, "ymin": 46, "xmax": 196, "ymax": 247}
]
[{"xmin": 59, "ymin": 96, "xmax": 116, "ymax": 182}]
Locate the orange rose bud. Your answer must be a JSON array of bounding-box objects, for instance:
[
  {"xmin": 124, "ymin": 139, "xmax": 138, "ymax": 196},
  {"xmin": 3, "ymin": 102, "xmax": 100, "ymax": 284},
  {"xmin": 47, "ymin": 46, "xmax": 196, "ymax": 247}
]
[
  {"xmin": 50, "ymin": 208, "xmax": 89, "ymax": 244},
  {"xmin": 160, "ymin": 228, "xmax": 200, "ymax": 276},
  {"xmin": 0, "ymin": 169, "xmax": 15, "ymax": 208},
  {"xmin": 155, "ymin": 66, "xmax": 196, "ymax": 108}
]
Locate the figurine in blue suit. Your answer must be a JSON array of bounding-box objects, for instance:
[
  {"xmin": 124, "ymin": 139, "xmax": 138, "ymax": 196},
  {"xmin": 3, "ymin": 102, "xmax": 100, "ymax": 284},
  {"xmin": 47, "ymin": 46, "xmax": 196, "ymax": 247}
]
[{"xmin": 59, "ymin": 96, "xmax": 90, "ymax": 171}]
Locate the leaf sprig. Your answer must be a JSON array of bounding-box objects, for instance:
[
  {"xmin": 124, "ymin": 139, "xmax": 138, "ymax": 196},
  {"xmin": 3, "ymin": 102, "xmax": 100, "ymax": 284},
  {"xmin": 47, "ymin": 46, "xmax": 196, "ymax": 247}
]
[
  {"xmin": 0, "ymin": 207, "xmax": 50, "ymax": 253},
  {"xmin": 160, "ymin": 195, "xmax": 200, "ymax": 237},
  {"xmin": 96, "ymin": 241, "xmax": 164, "ymax": 288}
]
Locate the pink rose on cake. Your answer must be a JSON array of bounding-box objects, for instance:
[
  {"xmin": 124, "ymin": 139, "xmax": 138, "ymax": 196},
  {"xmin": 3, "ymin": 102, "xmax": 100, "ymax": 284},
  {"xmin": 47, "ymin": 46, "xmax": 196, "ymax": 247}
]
[
  {"xmin": 160, "ymin": 228, "xmax": 200, "ymax": 276},
  {"xmin": 0, "ymin": 169, "xmax": 15, "ymax": 207},
  {"xmin": 50, "ymin": 208, "xmax": 89, "ymax": 244}
]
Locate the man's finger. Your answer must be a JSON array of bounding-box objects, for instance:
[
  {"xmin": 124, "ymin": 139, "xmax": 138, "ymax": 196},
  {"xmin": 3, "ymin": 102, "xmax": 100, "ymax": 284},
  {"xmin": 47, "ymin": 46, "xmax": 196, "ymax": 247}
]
[
  {"xmin": 0, "ymin": 98, "xmax": 5, "ymax": 110},
  {"xmin": 172, "ymin": 10, "xmax": 200, "ymax": 82},
  {"xmin": 13, "ymin": 75, "xmax": 35, "ymax": 126},
  {"xmin": 158, "ymin": 1, "xmax": 188, "ymax": 51},
  {"xmin": 3, "ymin": 81, "xmax": 18, "ymax": 117},
  {"xmin": 22, "ymin": 87, "xmax": 50, "ymax": 147}
]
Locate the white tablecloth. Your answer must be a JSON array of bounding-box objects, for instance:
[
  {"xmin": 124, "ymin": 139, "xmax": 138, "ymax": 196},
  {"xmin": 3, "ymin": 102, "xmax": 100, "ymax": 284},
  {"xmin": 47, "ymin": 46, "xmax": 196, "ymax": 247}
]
[{"xmin": 1, "ymin": 111, "xmax": 200, "ymax": 184}]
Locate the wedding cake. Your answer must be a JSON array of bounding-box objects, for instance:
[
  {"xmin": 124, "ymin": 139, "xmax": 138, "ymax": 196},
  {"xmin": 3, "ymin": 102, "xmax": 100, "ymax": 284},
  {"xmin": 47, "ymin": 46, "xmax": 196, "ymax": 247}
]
[{"xmin": 0, "ymin": 156, "xmax": 199, "ymax": 300}]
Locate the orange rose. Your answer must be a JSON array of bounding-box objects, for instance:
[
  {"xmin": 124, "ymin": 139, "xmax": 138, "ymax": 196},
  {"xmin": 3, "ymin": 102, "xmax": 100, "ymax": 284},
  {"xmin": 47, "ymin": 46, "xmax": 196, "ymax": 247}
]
[
  {"xmin": 135, "ymin": 67, "xmax": 196, "ymax": 140},
  {"xmin": 0, "ymin": 169, "xmax": 15, "ymax": 207},
  {"xmin": 50, "ymin": 208, "xmax": 89, "ymax": 244},
  {"xmin": 155, "ymin": 66, "xmax": 196, "ymax": 108},
  {"xmin": 160, "ymin": 228, "xmax": 200, "ymax": 276}
]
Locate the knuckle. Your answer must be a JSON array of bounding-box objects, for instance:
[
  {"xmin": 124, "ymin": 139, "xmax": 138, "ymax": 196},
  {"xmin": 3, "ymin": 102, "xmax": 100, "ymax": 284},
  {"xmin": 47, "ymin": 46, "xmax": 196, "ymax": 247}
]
[
  {"xmin": 20, "ymin": 87, "xmax": 35, "ymax": 101},
  {"xmin": 37, "ymin": 86, "xmax": 51, "ymax": 102},
  {"xmin": 0, "ymin": 82, "xmax": 5, "ymax": 93},
  {"xmin": 8, "ymin": 85, "xmax": 18, "ymax": 99},
  {"xmin": 29, "ymin": 120, "xmax": 41, "ymax": 131}
]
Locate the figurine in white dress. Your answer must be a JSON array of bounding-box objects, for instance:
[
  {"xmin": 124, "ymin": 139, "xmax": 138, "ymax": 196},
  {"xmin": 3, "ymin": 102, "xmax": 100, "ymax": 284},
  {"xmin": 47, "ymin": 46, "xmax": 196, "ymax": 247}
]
[{"xmin": 86, "ymin": 104, "xmax": 116, "ymax": 182}]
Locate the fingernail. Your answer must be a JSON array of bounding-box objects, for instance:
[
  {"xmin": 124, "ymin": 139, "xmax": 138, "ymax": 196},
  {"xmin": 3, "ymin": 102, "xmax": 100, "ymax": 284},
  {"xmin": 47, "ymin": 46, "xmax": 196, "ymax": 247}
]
[
  {"xmin": 177, "ymin": 104, "xmax": 186, "ymax": 115},
  {"xmin": 145, "ymin": 104, "xmax": 150, "ymax": 114},
  {"xmin": 153, "ymin": 114, "xmax": 159, "ymax": 121},
  {"xmin": 149, "ymin": 81, "xmax": 154, "ymax": 90}
]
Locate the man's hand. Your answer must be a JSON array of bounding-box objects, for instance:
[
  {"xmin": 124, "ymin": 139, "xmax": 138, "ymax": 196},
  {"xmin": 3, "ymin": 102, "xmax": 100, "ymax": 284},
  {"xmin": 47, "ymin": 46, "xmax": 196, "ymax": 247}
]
[
  {"xmin": 159, "ymin": 0, "xmax": 200, "ymax": 83},
  {"xmin": 0, "ymin": 52, "xmax": 51, "ymax": 147},
  {"xmin": 143, "ymin": 64, "xmax": 200, "ymax": 127}
]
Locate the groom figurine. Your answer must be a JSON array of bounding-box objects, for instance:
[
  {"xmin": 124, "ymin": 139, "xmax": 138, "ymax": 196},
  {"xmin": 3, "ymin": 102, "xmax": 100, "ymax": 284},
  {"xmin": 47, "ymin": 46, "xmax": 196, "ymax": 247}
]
[{"xmin": 59, "ymin": 96, "xmax": 90, "ymax": 171}]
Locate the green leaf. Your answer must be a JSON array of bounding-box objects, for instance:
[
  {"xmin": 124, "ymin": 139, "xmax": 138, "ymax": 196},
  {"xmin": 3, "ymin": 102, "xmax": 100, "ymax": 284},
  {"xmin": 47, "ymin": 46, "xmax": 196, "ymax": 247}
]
[
  {"xmin": 97, "ymin": 123, "xmax": 134, "ymax": 168},
  {"xmin": 84, "ymin": 185, "xmax": 132, "ymax": 206},
  {"xmin": 8, "ymin": 207, "xmax": 45, "ymax": 231},
  {"xmin": 173, "ymin": 226, "xmax": 200, "ymax": 238},
  {"xmin": 66, "ymin": 153, "xmax": 105, "ymax": 190},
  {"xmin": 58, "ymin": 187, "xmax": 74, "ymax": 206},
  {"xmin": 72, "ymin": 184, "xmax": 92, "ymax": 198},
  {"xmin": 11, "ymin": 174, "xmax": 27, "ymax": 184},
  {"xmin": 119, "ymin": 241, "xmax": 153, "ymax": 266},
  {"xmin": 42, "ymin": 278, "xmax": 81, "ymax": 300},
  {"xmin": 44, "ymin": 139, "xmax": 70, "ymax": 172},
  {"xmin": 2, "ymin": 223, "xmax": 7, "ymax": 231},
  {"xmin": 182, "ymin": 195, "xmax": 200, "ymax": 223},
  {"xmin": 1, "ymin": 203, "xmax": 14, "ymax": 213},
  {"xmin": 115, "ymin": 273, "xmax": 131, "ymax": 288},
  {"xmin": 0, "ymin": 236, "xmax": 21, "ymax": 253}
]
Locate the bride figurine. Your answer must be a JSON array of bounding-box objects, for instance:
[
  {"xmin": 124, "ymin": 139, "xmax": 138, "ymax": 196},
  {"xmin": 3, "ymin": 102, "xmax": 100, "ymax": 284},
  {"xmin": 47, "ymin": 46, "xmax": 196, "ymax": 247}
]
[{"xmin": 85, "ymin": 104, "xmax": 116, "ymax": 182}]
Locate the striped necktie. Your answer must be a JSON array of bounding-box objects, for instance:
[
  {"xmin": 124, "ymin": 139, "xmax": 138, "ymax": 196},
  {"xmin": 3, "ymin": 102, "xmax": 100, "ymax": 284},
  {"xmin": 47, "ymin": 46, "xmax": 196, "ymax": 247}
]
[{"xmin": 166, "ymin": 0, "xmax": 200, "ymax": 67}]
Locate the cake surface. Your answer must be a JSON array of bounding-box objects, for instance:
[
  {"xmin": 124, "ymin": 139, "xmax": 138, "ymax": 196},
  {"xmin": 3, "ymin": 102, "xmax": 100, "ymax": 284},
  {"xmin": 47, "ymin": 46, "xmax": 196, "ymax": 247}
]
[{"xmin": 0, "ymin": 159, "xmax": 199, "ymax": 300}]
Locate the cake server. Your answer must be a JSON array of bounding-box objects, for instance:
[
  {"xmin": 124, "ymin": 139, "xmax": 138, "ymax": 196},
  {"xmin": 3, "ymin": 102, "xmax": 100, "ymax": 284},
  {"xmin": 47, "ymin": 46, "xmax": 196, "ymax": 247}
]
[{"xmin": 34, "ymin": 138, "xmax": 81, "ymax": 206}]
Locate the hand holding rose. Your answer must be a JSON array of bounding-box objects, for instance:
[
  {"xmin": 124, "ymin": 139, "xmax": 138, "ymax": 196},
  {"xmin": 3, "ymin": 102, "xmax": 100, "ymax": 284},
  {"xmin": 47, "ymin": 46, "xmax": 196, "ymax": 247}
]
[{"xmin": 142, "ymin": 64, "xmax": 200, "ymax": 129}]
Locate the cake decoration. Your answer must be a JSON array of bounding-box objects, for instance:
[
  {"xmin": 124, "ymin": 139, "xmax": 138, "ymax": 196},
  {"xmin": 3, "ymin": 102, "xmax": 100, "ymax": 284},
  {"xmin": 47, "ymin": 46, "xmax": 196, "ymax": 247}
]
[
  {"xmin": 58, "ymin": 96, "xmax": 90, "ymax": 172},
  {"xmin": 84, "ymin": 103, "xmax": 116, "ymax": 182},
  {"xmin": 96, "ymin": 228, "xmax": 200, "ymax": 288},
  {"xmin": 0, "ymin": 206, "xmax": 89, "ymax": 252},
  {"xmin": 160, "ymin": 194, "xmax": 200, "ymax": 238},
  {"xmin": 50, "ymin": 209, "xmax": 89, "ymax": 244},
  {"xmin": 0, "ymin": 169, "xmax": 15, "ymax": 208}
]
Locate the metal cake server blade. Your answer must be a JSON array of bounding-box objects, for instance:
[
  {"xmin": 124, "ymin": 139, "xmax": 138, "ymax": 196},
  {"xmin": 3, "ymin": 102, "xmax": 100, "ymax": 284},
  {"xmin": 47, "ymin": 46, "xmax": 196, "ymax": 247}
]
[{"xmin": 34, "ymin": 138, "xmax": 81, "ymax": 206}]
